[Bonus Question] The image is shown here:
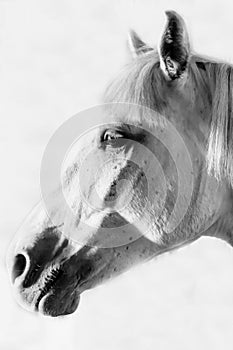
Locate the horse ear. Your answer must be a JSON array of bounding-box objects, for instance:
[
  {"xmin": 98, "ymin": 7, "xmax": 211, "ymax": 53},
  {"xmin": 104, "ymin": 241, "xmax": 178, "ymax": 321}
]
[
  {"xmin": 159, "ymin": 11, "xmax": 190, "ymax": 80},
  {"xmin": 128, "ymin": 29, "xmax": 153, "ymax": 58}
]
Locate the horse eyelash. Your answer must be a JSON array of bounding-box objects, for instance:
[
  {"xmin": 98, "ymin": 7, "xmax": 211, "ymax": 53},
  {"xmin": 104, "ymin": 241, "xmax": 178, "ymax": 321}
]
[{"xmin": 101, "ymin": 129, "xmax": 125, "ymax": 143}]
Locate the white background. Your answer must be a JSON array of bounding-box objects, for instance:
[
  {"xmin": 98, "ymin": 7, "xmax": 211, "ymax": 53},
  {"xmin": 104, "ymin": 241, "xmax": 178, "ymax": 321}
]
[{"xmin": 1, "ymin": 1, "xmax": 233, "ymax": 349}]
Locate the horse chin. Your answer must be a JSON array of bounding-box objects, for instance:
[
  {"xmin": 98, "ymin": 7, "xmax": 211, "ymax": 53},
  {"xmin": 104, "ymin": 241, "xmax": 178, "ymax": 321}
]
[{"xmin": 38, "ymin": 289, "xmax": 81, "ymax": 317}]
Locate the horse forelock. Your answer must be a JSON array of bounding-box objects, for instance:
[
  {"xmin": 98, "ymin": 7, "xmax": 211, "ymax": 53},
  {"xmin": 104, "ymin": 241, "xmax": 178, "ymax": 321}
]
[
  {"xmin": 103, "ymin": 49, "xmax": 233, "ymax": 187},
  {"xmin": 103, "ymin": 50, "xmax": 165, "ymax": 126}
]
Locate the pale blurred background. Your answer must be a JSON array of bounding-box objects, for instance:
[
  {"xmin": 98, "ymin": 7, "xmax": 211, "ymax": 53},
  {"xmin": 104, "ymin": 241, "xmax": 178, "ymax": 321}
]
[{"xmin": 1, "ymin": 1, "xmax": 233, "ymax": 349}]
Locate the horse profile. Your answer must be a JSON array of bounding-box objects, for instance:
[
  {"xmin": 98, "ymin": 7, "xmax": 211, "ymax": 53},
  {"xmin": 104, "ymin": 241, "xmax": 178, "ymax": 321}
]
[{"xmin": 7, "ymin": 11, "xmax": 233, "ymax": 317}]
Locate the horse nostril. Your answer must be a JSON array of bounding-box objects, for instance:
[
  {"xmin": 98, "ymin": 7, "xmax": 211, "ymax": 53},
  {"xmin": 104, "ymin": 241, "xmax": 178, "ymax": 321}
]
[{"xmin": 12, "ymin": 253, "xmax": 27, "ymax": 283}]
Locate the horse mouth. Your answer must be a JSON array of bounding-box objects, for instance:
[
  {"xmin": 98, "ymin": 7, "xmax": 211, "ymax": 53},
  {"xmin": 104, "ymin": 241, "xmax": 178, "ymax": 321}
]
[
  {"xmin": 33, "ymin": 264, "xmax": 81, "ymax": 317},
  {"xmin": 35, "ymin": 266, "xmax": 63, "ymax": 311}
]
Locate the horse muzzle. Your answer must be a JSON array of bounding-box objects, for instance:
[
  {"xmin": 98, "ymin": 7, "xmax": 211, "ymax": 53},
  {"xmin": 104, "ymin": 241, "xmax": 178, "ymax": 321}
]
[{"xmin": 7, "ymin": 227, "xmax": 86, "ymax": 316}]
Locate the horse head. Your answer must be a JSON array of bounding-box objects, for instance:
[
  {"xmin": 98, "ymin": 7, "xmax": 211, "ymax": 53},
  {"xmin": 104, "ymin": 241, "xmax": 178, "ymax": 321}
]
[{"xmin": 7, "ymin": 11, "xmax": 233, "ymax": 316}]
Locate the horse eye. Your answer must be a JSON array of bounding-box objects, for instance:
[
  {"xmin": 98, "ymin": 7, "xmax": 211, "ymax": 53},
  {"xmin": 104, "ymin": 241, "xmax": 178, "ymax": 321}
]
[{"xmin": 102, "ymin": 130, "xmax": 124, "ymax": 142}]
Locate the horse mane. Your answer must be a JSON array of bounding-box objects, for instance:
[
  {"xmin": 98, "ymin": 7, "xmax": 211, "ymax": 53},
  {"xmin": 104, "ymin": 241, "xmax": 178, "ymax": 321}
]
[
  {"xmin": 103, "ymin": 49, "xmax": 233, "ymax": 186},
  {"xmin": 206, "ymin": 62, "xmax": 233, "ymax": 186}
]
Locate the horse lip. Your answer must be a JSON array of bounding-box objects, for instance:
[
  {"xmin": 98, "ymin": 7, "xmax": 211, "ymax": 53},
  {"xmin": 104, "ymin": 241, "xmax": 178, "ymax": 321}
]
[
  {"xmin": 35, "ymin": 267, "xmax": 63, "ymax": 311},
  {"xmin": 36, "ymin": 290, "xmax": 54, "ymax": 313}
]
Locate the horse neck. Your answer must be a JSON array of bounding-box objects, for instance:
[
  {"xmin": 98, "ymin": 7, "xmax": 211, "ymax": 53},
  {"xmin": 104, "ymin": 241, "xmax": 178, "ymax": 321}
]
[{"xmin": 202, "ymin": 185, "xmax": 233, "ymax": 246}]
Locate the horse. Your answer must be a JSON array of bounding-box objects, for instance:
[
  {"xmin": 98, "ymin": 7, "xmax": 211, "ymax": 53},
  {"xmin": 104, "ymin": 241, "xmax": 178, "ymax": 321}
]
[{"xmin": 6, "ymin": 10, "xmax": 233, "ymax": 317}]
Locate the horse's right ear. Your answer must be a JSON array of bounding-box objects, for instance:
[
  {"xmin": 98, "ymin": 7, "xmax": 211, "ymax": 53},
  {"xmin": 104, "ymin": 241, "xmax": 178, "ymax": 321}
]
[
  {"xmin": 158, "ymin": 11, "xmax": 190, "ymax": 80},
  {"xmin": 128, "ymin": 29, "xmax": 153, "ymax": 58}
]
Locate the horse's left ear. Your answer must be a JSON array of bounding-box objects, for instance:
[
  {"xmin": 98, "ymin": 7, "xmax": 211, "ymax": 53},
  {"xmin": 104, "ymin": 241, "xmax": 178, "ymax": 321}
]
[
  {"xmin": 159, "ymin": 11, "xmax": 190, "ymax": 80},
  {"xmin": 128, "ymin": 29, "xmax": 153, "ymax": 58}
]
